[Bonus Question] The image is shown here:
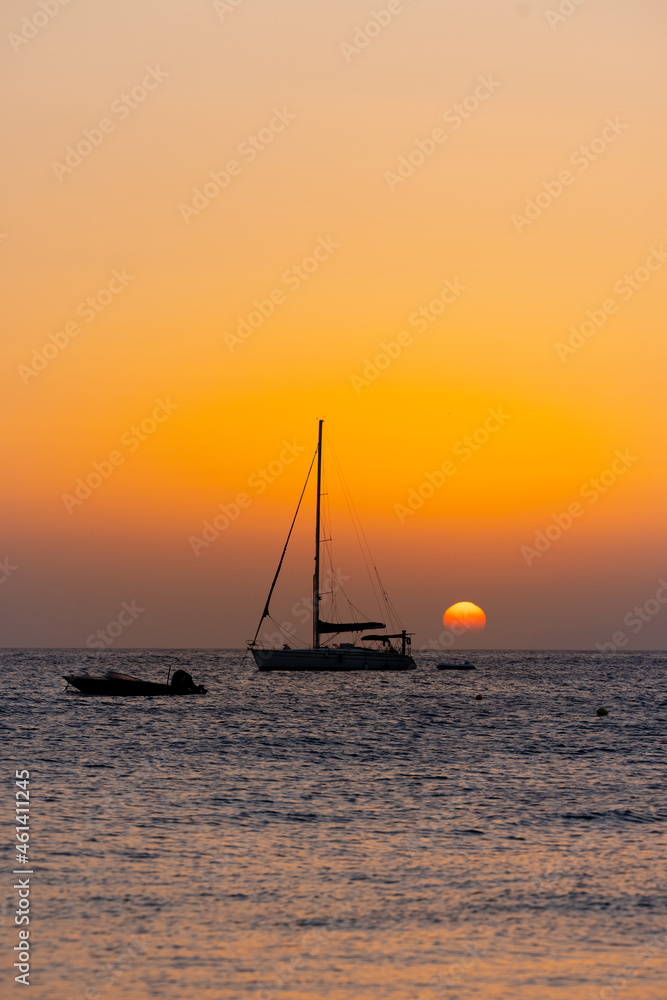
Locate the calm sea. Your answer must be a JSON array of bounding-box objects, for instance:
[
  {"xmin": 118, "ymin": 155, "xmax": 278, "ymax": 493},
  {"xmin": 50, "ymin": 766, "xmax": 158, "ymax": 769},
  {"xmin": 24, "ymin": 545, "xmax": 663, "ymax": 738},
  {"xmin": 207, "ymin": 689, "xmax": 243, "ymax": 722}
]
[{"xmin": 2, "ymin": 649, "xmax": 666, "ymax": 999}]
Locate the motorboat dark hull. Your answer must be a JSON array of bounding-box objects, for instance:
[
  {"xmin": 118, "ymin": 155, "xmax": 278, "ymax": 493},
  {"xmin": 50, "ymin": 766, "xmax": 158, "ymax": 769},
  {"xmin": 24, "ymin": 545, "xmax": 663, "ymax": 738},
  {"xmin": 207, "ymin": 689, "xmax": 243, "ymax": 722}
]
[
  {"xmin": 63, "ymin": 675, "xmax": 207, "ymax": 696},
  {"xmin": 436, "ymin": 661, "xmax": 475, "ymax": 670},
  {"xmin": 252, "ymin": 648, "xmax": 416, "ymax": 671}
]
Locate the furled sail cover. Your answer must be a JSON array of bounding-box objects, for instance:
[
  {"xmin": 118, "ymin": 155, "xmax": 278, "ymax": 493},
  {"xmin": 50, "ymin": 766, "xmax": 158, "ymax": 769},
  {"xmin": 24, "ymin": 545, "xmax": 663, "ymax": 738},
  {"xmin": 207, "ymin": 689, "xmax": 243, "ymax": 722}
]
[{"xmin": 317, "ymin": 620, "xmax": 385, "ymax": 634}]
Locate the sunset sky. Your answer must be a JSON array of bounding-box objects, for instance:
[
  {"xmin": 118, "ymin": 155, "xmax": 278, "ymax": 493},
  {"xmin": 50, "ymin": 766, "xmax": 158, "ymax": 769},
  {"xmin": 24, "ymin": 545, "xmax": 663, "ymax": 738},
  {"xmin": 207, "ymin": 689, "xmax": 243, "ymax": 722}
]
[{"xmin": 2, "ymin": 0, "xmax": 665, "ymax": 649}]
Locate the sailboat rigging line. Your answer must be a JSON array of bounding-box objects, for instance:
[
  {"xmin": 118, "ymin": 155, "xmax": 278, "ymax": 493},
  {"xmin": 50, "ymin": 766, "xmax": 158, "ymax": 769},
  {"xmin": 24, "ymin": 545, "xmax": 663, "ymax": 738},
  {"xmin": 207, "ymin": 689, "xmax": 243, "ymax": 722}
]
[
  {"xmin": 266, "ymin": 615, "xmax": 309, "ymax": 648},
  {"xmin": 325, "ymin": 433, "xmax": 377, "ymax": 596},
  {"xmin": 320, "ymin": 441, "xmax": 373, "ymax": 629},
  {"xmin": 250, "ymin": 448, "xmax": 317, "ymax": 646},
  {"xmin": 374, "ymin": 565, "xmax": 402, "ymax": 631},
  {"xmin": 318, "ymin": 433, "xmax": 384, "ymax": 635},
  {"xmin": 320, "ymin": 467, "xmax": 337, "ymax": 623},
  {"xmin": 324, "ymin": 428, "xmax": 397, "ymax": 626}
]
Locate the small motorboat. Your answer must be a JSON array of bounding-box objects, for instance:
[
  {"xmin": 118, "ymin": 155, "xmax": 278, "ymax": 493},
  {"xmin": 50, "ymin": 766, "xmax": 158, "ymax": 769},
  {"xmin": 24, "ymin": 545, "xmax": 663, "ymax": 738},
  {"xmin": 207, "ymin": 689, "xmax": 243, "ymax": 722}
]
[
  {"xmin": 436, "ymin": 661, "xmax": 475, "ymax": 670},
  {"xmin": 63, "ymin": 669, "xmax": 207, "ymax": 696}
]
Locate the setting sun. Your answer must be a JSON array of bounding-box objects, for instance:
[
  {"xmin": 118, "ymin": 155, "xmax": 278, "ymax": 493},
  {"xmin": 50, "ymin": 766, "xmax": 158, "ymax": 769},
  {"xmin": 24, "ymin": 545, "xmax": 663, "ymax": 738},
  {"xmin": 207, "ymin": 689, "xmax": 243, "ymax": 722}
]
[{"xmin": 443, "ymin": 602, "xmax": 487, "ymax": 631}]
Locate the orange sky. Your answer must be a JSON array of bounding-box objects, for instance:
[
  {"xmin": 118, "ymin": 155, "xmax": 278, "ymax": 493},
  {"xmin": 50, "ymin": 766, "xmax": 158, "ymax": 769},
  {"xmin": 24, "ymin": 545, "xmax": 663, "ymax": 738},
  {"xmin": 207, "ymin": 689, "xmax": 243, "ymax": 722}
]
[{"xmin": 1, "ymin": 0, "xmax": 665, "ymax": 649}]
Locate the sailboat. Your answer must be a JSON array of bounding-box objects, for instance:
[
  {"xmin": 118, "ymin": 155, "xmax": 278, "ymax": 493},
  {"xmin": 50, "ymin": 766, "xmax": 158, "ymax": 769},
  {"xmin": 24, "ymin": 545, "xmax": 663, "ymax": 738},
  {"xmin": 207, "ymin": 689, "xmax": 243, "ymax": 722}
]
[{"xmin": 248, "ymin": 421, "xmax": 416, "ymax": 671}]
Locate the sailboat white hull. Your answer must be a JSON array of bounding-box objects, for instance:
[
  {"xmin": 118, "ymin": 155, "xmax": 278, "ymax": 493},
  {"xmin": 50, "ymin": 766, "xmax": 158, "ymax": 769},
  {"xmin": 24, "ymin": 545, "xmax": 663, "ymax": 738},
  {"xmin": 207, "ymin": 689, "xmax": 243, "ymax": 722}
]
[{"xmin": 252, "ymin": 647, "xmax": 416, "ymax": 671}]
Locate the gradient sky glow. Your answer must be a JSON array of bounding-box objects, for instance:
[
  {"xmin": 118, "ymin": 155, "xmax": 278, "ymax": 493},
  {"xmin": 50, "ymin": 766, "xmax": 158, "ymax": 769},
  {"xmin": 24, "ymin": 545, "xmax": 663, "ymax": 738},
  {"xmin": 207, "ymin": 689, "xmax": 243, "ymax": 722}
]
[{"xmin": 2, "ymin": 0, "xmax": 666, "ymax": 649}]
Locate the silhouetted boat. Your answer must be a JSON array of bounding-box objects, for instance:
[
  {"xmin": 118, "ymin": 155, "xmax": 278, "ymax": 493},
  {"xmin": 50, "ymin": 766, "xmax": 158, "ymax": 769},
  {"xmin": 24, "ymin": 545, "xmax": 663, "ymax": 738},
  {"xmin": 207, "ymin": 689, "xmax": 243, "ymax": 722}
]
[
  {"xmin": 437, "ymin": 661, "xmax": 475, "ymax": 670},
  {"xmin": 249, "ymin": 420, "xmax": 416, "ymax": 671},
  {"xmin": 63, "ymin": 669, "xmax": 207, "ymax": 696}
]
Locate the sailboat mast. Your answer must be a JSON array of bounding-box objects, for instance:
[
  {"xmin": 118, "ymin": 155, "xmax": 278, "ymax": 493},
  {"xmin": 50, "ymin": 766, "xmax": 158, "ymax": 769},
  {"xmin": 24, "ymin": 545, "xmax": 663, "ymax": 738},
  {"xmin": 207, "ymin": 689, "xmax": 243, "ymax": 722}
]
[{"xmin": 313, "ymin": 419, "xmax": 323, "ymax": 648}]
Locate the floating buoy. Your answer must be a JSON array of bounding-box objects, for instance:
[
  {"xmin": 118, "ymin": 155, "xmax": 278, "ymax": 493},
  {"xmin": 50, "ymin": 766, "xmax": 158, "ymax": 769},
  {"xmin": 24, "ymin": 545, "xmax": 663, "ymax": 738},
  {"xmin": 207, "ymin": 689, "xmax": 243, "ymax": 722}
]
[
  {"xmin": 475, "ymin": 694, "xmax": 483, "ymax": 700},
  {"xmin": 596, "ymin": 707, "xmax": 609, "ymax": 716}
]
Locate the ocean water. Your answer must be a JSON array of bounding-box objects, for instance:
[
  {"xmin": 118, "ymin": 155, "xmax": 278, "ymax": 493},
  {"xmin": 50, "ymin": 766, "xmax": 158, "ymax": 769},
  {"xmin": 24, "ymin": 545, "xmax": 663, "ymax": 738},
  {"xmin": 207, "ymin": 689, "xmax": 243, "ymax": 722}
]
[{"xmin": 2, "ymin": 649, "xmax": 666, "ymax": 1000}]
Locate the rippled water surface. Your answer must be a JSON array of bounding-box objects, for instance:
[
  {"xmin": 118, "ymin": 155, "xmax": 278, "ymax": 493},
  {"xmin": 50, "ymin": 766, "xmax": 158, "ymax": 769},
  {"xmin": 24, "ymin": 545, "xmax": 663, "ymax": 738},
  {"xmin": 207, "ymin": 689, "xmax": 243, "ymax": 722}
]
[{"xmin": 2, "ymin": 649, "xmax": 666, "ymax": 999}]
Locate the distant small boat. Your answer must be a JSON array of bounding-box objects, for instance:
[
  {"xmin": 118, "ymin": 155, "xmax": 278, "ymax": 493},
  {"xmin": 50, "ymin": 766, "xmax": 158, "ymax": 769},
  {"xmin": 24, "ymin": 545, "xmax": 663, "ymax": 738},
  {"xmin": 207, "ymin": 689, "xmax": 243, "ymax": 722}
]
[
  {"xmin": 436, "ymin": 661, "xmax": 475, "ymax": 670},
  {"xmin": 63, "ymin": 669, "xmax": 207, "ymax": 696}
]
